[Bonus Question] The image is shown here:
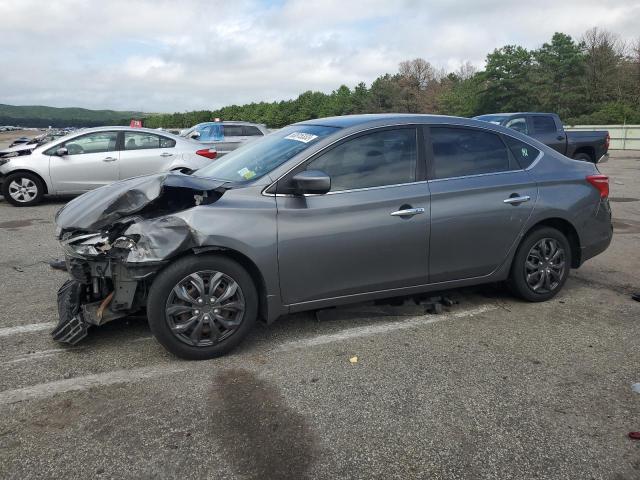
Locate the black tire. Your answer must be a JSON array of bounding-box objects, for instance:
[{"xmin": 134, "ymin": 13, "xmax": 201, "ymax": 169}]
[
  {"xmin": 508, "ymin": 226, "xmax": 571, "ymax": 302},
  {"xmin": 147, "ymin": 255, "xmax": 258, "ymax": 360},
  {"xmin": 1, "ymin": 171, "xmax": 45, "ymax": 206},
  {"xmin": 573, "ymin": 152, "xmax": 593, "ymax": 163}
]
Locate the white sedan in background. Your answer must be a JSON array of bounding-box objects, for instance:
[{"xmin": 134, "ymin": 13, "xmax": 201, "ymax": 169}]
[{"xmin": 0, "ymin": 126, "xmax": 217, "ymax": 206}]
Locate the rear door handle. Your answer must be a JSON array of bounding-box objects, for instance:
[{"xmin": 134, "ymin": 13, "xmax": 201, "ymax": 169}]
[
  {"xmin": 102, "ymin": 157, "xmax": 117, "ymax": 162},
  {"xmin": 160, "ymin": 152, "xmax": 173, "ymax": 157},
  {"xmin": 503, "ymin": 195, "xmax": 531, "ymax": 205},
  {"xmin": 390, "ymin": 207, "xmax": 425, "ymax": 217}
]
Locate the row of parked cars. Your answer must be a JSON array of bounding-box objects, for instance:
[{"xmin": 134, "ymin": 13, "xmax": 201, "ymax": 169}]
[
  {"xmin": 0, "ymin": 121, "xmax": 268, "ymax": 206},
  {"xmin": 34, "ymin": 112, "xmax": 612, "ymax": 360}
]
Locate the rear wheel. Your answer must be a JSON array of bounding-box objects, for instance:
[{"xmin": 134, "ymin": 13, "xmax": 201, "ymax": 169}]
[
  {"xmin": 1, "ymin": 172, "xmax": 45, "ymax": 206},
  {"xmin": 508, "ymin": 227, "xmax": 571, "ymax": 302},
  {"xmin": 147, "ymin": 255, "xmax": 257, "ymax": 360}
]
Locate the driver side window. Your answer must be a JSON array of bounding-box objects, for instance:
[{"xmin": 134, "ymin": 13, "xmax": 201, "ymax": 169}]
[
  {"xmin": 61, "ymin": 132, "xmax": 118, "ymax": 155},
  {"xmin": 505, "ymin": 117, "xmax": 528, "ymax": 135},
  {"xmin": 304, "ymin": 128, "xmax": 417, "ymax": 192}
]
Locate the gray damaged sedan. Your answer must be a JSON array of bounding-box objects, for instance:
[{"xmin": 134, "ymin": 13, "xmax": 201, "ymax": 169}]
[{"xmin": 53, "ymin": 114, "xmax": 613, "ymax": 359}]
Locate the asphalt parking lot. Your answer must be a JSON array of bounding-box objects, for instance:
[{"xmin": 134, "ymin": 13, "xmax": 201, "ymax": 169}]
[{"xmin": 0, "ymin": 148, "xmax": 639, "ymax": 479}]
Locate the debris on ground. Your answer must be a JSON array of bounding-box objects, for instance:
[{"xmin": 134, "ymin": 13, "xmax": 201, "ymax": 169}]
[
  {"xmin": 631, "ymin": 383, "xmax": 640, "ymax": 394},
  {"xmin": 418, "ymin": 295, "xmax": 457, "ymax": 314},
  {"xmin": 632, "ymin": 293, "xmax": 640, "ymax": 302},
  {"xmin": 349, "ymin": 356, "xmax": 358, "ymax": 364},
  {"xmin": 628, "ymin": 432, "xmax": 640, "ymax": 440},
  {"xmin": 48, "ymin": 258, "xmax": 67, "ymax": 271}
]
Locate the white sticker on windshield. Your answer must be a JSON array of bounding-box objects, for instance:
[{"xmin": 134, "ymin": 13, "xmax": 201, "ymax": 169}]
[{"xmin": 284, "ymin": 132, "xmax": 318, "ymax": 143}]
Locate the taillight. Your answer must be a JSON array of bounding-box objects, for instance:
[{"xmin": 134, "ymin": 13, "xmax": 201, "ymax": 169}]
[
  {"xmin": 604, "ymin": 133, "xmax": 610, "ymax": 151},
  {"xmin": 196, "ymin": 148, "xmax": 217, "ymax": 159},
  {"xmin": 586, "ymin": 174, "xmax": 609, "ymax": 198}
]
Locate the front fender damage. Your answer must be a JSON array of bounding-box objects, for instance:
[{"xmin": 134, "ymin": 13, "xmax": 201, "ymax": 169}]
[{"xmin": 52, "ymin": 172, "xmax": 230, "ymax": 345}]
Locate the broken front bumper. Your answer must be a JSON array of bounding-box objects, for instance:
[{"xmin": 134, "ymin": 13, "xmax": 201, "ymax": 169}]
[{"xmin": 51, "ymin": 256, "xmax": 165, "ymax": 345}]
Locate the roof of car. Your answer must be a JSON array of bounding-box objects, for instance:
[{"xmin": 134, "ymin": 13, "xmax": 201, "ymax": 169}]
[
  {"xmin": 295, "ymin": 113, "xmax": 489, "ymax": 128},
  {"xmin": 67, "ymin": 126, "xmax": 180, "ymax": 136},
  {"xmin": 194, "ymin": 121, "xmax": 266, "ymax": 127},
  {"xmin": 475, "ymin": 112, "xmax": 556, "ymax": 117}
]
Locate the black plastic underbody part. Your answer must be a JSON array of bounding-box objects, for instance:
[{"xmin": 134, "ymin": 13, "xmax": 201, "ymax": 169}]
[{"xmin": 52, "ymin": 279, "xmax": 89, "ymax": 345}]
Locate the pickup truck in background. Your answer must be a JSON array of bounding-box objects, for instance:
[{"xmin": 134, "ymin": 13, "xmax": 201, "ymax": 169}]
[{"xmin": 474, "ymin": 112, "xmax": 609, "ymax": 163}]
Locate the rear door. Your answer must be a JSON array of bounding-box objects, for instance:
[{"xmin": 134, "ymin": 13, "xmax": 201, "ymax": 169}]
[
  {"xmin": 426, "ymin": 126, "xmax": 537, "ymax": 283},
  {"xmin": 118, "ymin": 131, "xmax": 177, "ymax": 179},
  {"xmin": 529, "ymin": 115, "xmax": 566, "ymax": 153},
  {"xmin": 49, "ymin": 131, "xmax": 119, "ymax": 193},
  {"xmin": 276, "ymin": 126, "xmax": 430, "ymax": 305}
]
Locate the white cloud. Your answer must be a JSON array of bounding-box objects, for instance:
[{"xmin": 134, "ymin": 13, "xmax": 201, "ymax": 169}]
[{"xmin": 0, "ymin": 0, "xmax": 638, "ymax": 112}]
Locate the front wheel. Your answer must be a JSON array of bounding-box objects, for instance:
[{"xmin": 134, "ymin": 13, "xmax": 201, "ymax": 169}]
[
  {"xmin": 2, "ymin": 172, "xmax": 45, "ymax": 206},
  {"xmin": 147, "ymin": 255, "xmax": 257, "ymax": 360},
  {"xmin": 508, "ymin": 227, "xmax": 571, "ymax": 302}
]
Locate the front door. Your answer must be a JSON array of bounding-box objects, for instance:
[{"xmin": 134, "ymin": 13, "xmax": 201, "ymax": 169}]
[
  {"xmin": 276, "ymin": 127, "xmax": 430, "ymax": 305},
  {"xmin": 427, "ymin": 126, "xmax": 537, "ymax": 283},
  {"xmin": 49, "ymin": 131, "xmax": 119, "ymax": 193}
]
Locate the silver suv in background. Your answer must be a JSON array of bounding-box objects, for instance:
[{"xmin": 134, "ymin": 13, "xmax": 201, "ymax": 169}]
[
  {"xmin": 0, "ymin": 126, "xmax": 218, "ymax": 206},
  {"xmin": 181, "ymin": 121, "xmax": 269, "ymax": 156}
]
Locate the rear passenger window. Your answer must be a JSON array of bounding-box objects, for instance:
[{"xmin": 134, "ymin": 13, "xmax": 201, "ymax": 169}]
[
  {"xmin": 503, "ymin": 136, "xmax": 540, "ymax": 169},
  {"xmin": 243, "ymin": 126, "xmax": 263, "ymax": 136},
  {"xmin": 223, "ymin": 125, "xmax": 243, "ymax": 137},
  {"xmin": 430, "ymin": 127, "xmax": 512, "ymax": 179},
  {"xmin": 124, "ymin": 132, "xmax": 161, "ymax": 150},
  {"xmin": 532, "ymin": 116, "xmax": 556, "ymax": 133},
  {"xmin": 305, "ymin": 128, "xmax": 417, "ymax": 192}
]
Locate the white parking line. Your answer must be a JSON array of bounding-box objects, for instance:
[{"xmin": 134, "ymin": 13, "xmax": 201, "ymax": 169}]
[
  {"xmin": 0, "ymin": 322, "xmax": 55, "ymax": 337},
  {"xmin": 0, "ymin": 365, "xmax": 186, "ymax": 405},
  {"xmin": 277, "ymin": 305, "xmax": 495, "ymax": 352}
]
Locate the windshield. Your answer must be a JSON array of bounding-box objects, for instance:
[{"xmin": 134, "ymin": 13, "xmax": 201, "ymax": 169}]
[
  {"xmin": 194, "ymin": 124, "xmax": 339, "ymax": 182},
  {"xmin": 474, "ymin": 115, "xmax": 510, "ymax": 125}
]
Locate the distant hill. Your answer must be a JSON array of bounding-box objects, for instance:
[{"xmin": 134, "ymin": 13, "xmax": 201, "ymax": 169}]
[{"xmin": 0, "ymin": 104, "xmax": 145, "ymax": 128}]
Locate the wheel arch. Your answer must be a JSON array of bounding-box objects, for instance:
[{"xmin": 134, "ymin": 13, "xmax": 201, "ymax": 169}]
[
  {"xmin": 3, "ymin": 169, "xmax": 49, "ymax": 194},
  {"xmin": 189, "ymin": 246, "xmax": 270, "ymax": 322},
  {"xmin": 522, "ymin": 217, "xmax": 581, "ymax": 268},
  {"xmin": 573, "ymin": 146, "xmax": 595, "ymax": 162}
]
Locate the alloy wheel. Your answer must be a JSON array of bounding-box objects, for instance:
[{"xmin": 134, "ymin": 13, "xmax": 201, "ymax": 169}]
[
  {"xmin": 524, "ymin": 238, "xmax": 566, "ymax": 294},
  {"xmin": 8, "ymin": 177, "xmax": 38, "ymax": 203},
  {"xmin": 164, "ymin": 270, "xmax": 245, "ymax": 347}
]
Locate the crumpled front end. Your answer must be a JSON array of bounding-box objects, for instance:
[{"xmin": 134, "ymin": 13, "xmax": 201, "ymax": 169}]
[{"xmin": 52, "ymin": 172, "xmax": 229, "ymax": 345}]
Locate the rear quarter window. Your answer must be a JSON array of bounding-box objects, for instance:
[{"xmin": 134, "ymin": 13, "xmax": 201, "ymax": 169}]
[{"xmin": 503, "ymin": 135, "xmax": 540, "ymax": 169}]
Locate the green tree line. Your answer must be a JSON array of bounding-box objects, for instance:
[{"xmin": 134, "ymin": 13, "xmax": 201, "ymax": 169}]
[{"xmin": 142, "ymin": 28, "xmax": 640, "ymax": 129}]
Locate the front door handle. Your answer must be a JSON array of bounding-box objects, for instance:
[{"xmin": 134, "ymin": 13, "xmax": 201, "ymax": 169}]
[
  {"xmin": 160, "ymin": 152, "xmax": 173, "ymax": 157},
  {"xmin": 102, "ymin": 157, "xmax": 117, "ymax": 162},
  {"xmin": 503, "ymin": 195, "xmax": 531, "ymax": 205},
  {"xmin": 390, "ymin": 207, "xmax": 425, "ymax": 217}
]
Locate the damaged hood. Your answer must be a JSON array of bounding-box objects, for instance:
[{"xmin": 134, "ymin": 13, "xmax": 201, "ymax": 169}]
[{"xmin": 55, "ymin": 172, "xmax": 229, "ymax": 232}]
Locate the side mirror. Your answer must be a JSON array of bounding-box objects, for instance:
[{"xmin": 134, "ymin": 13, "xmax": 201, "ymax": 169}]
[
  {"xmin": 189, "ymin": 131, "xmax": 201, "ymax": 139},
  {"xmin": 56, "ymin": 147, "xmax": 68, "ymax": 156},
  {"xmin": 291, "ymin": 170, "xmax": 331, "ymax": 195}
]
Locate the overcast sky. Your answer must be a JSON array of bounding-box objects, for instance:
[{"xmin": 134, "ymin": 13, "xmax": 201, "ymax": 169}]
[{"xmin": 1, "ymin": 0, "xmax": 638, "ymax": 112}]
